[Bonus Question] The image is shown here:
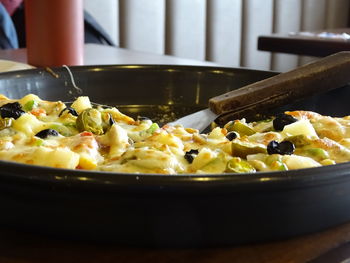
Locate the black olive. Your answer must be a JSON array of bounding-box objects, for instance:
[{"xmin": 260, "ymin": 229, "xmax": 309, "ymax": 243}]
[
  {"xmin": 267, "ymin": 140, "xmax": 280, "ymax": 155},
  {"xmin": 0, "ymin": 102, "xmax": 25, "ymax": 119},
  {"xmin": 273, "ymin": 113, "xmax": 298, "ymax": 131},
  {"xmin": 35, "ymin": 129, "xmax": 59, "ymax": 139},
  {"xmin": 279, "ymin": 141, "xmax": 295, "ymax": 155},
  {"xmin": 109, "ymin": 115, "xmax": 116, "ymax": 126},
  {"xmin": 226, "ymin": 131, "xmax": 238, "ymax": 141},
  {"xmin": 267, "ymin": 140, "xmax": 295, "ymax": 155},
  {"xmin": 184, "ymin": 149, "xmax": 199, "ymax": 163},
  {"xmin": 59, "ymin": 107, "xmax": 78, "ymax": 117}
]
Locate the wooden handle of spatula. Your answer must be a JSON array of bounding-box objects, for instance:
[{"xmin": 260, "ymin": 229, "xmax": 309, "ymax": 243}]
[{"xmin": 209, "ymin": 51, "xmax": 350, "ymax": 117}]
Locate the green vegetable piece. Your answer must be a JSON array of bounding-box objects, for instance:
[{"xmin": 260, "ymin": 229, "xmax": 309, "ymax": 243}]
[
  {"xmin": 278, "ymin": 162, "xmax": 288, "ymax": 171},
  {"xmin": 63, "ymin": 122, "xmax": 77, "ymax": 129},
  {"xmin": 231, "ymin": 141, "xmax": 266, "ymax": 158},
  {"xmin": 0, "ymin": 117, "xmax": 12, "ymax": 130},
  {"xmin": 227, "ymin": 121, "xmax": 256, "ymax": 136},
  {"xmin": 23, "ymin": 100, "xmax": 37, "ymax": 111},
  {"xmin": 305, "ymin": 148, "xmax": 329, "ymax": 160},
  {"xmin": 49, "ymin": 124, "xmax": 73, "ymax": 137},
  {"xmin": 226, "ymin": 157, "xmax": 256, "ymax": 173},
  {"xmin": 76, "ymin": 108, "xmax": 104, "ymax": 135},
  {"xmin": 35, "ymin": 138, "xmax": 44, "ymax": 146},
  {"xmin": 147, "ymin": 123, "xmax": 159, "ymax": 134}
]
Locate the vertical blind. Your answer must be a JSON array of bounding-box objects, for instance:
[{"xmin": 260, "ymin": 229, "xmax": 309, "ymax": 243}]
[{"xmin": 84, "ymin": 0, "xmax": 349, "ymax": 72}]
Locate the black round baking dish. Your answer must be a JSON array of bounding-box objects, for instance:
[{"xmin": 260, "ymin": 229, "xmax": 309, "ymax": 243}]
[{"xmin": 0, "ymin": 65, "xmax": 349, "ymax": 247}]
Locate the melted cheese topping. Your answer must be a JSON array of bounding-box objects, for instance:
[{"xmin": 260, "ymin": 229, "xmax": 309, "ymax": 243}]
[{"xmin": 0, "ymin": 94, "xmax": 350, "ymax": 174}]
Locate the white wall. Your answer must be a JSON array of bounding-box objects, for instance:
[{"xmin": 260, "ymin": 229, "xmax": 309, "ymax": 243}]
[
  {"xmin": 84, "ymin": 0, "xmax": 119, "ymax": 45},
  {"xmin": 84, "ymin": 0, "xmax": 349, "ymax": 71}
]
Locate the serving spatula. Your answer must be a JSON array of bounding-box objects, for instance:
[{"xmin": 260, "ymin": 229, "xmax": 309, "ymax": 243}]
[{"xmin": 168, "ymin": 51, "xmax": 350, "ymax": 132}]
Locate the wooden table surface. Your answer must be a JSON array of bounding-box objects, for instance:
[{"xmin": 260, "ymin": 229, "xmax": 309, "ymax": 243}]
[
  {"xmin": 1, "ymin": 44, "xmax": 350, "ymax": 263},
  {"xmin": 258, "ymin": 28, "xmax": 350, "ymax": 57}
]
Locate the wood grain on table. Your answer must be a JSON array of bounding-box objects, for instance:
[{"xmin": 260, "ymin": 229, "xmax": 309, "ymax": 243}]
[{"xmin": 1, "ymin": 221, "xmax": 350, "ymax": 263}]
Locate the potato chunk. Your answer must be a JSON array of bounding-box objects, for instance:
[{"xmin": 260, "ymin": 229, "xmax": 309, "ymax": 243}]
[{"xmin": 71, "ymin": 96, "xmax": 92, "ymax": 113}]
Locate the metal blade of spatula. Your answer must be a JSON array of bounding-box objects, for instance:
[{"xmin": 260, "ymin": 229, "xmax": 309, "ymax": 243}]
[{"xmin": 168, "ymin": 51, "xmax": 350, "ymax": 132}]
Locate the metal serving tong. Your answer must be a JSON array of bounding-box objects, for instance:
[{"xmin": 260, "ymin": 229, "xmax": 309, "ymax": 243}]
[{"xmin": 169, "ymin": 51, "xmax": 350, "ymax": 132}]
